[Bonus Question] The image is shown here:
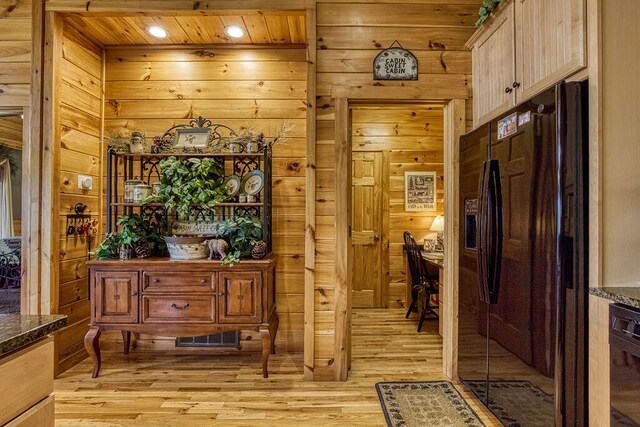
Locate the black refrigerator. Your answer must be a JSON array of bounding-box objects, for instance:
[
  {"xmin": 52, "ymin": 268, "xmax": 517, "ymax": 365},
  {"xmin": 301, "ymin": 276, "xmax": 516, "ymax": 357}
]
[{"xmin": 458, "ymin": 81, "xmax": 588, "ymax": 426}]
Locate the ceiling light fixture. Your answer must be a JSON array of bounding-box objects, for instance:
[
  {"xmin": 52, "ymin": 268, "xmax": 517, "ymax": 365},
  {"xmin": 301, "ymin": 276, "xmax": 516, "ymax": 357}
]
[
  {"xmin": 225, "ymin": 25, "xmax": 245, "ymax": 38},
  {"xmin": 147, "ymin": 25, "xmax": 168, "ymax": 39}
]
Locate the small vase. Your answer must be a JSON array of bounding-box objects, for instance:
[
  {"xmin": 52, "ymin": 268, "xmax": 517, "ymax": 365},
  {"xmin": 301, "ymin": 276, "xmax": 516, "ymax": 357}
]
[
  {"xmin": 229, "ymin": 142, "xmax": 243, "ymax": 153},
  {"xmin": 129, "ymin": 131, "xmax": 145, "ymax": 154},
  {"xmin": 246, "ymin": 141, "xmax": 260, "ymax": 153},
  {"xmin": 119, "ymin": 245, "xmax": 132, "ymax": 261}
]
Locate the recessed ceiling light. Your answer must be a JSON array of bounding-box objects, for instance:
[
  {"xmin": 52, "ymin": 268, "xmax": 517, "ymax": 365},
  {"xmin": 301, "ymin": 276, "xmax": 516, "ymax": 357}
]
[
  {"xmin": 225, "ymin": 25, "xmax": 245, "ymax": 39},
  {"xmin": 147, "ymin": 25, "xmax": 168, "ymax": 39}
]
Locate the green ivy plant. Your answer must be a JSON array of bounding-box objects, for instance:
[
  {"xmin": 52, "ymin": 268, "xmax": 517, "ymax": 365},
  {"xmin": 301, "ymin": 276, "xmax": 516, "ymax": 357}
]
[
  {"xmin": 476, "ymin": 0, "xmax": 504, "ymax": 27},
  {"xmin": 117, "ymin": 214, "xmax": 167, "ymax": 254},
  {"xmin": 93, "ymin": 213, "xmax": 166, "ymax": 259},
  {"xmin": 93, "ymin": 232, "xmax": 120, "ymax": 259},
  {"xmin": 140, "ymin": 156, "xmax": 227, "ymax": 220},
  {"xmin": 218, "ymin": 216, "xmax": 263, "ymax": 265}
]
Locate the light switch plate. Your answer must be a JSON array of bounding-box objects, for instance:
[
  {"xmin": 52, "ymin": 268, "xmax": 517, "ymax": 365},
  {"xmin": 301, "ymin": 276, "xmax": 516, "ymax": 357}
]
[{"xmin": 78, "ymin": 175, "xmax": 93, "ymax": 190}]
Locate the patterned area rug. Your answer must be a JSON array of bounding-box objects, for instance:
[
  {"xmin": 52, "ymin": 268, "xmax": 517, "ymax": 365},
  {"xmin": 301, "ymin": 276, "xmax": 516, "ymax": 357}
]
[
  {"xmin": 0, "ymin": 288, "xmax": 20, "ymax": 314},
  {"xmin": 464, "ymin": 380, "xmax": 554, "ymax": 427},
  {"xmin": 376, "ymin": 381, "xmax": 485, "ymax": 427}
]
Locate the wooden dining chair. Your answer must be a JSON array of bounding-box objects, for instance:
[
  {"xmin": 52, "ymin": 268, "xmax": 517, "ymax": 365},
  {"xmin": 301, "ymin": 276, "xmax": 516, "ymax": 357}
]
[{"xmin": 403, "ymin": 232, "xmax": 439, "ymax": 332}]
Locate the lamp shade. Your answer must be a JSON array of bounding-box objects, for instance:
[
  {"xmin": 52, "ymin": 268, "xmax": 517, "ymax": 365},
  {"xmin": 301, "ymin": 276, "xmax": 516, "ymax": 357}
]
[{"xmin": 430, "ymin": 215, "xmax": 445, "ymax": 232}]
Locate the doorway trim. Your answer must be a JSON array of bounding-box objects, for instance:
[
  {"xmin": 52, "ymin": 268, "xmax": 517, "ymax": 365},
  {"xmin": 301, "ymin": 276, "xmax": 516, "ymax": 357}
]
[{"xmin": 331, "ymin": 85, "xmax": 466, "ymax": 380}]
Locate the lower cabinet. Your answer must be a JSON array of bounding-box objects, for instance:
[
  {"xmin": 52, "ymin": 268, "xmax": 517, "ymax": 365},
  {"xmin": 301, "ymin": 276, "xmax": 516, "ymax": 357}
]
[
  {"xmin": 85, "ymin": 256, "xmax": 278, "ymax": 378},
  {"xmin": 219, "ymin": 271, "xmax": 261, "ymax": 324},
  {"xmin": 95, "ymin": 271, "xmax": 139, "ymax": 324}
]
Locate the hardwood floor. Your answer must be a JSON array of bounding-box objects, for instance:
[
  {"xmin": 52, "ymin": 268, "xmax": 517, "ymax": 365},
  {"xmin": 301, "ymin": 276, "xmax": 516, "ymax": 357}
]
[{"xmin": 55, "ymin": 309, "xmax": 500, "ymax": 426}]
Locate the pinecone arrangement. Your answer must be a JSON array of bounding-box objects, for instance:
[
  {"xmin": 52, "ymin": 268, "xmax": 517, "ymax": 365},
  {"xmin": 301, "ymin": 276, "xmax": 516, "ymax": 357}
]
[
  {"xmin": 251, "ymin": 241, "xmax": 268, "ymax": 259},
  {"xmin": 134, "ymin": 239, "xmax": 153, "ymax": 258}
]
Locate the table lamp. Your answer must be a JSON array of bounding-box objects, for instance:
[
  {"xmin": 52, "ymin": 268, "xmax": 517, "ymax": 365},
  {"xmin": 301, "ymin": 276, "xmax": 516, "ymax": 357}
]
[{"xmin": 430, "ymin": 215, "xmax": 444, "ymax": 252}]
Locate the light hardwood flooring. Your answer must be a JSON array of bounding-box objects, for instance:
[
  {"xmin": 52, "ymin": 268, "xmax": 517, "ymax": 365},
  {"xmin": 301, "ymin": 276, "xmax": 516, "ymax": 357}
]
[{"xmin": 55, "ymin": 309, "xmax": 500, "ymax": 426}]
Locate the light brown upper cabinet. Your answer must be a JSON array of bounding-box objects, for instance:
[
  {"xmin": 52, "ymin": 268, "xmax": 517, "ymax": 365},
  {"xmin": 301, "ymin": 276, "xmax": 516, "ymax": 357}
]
[{"xmin": 468, "ymin": 0, "xmax": 586, "ymax": 127}]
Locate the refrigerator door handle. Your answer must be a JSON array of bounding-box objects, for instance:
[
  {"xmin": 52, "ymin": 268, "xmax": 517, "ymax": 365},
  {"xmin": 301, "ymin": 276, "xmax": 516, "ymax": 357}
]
[
  {"xmin": 486, "ymin": 159, "xmax": 504, "ymax": 304},
  {"xmin": 477, "ymin": 159, "xmax": 504, "ymax": 305},
  {"xmin": 477, "ymin": 161, "xmax": 490, "ymax": 304}
]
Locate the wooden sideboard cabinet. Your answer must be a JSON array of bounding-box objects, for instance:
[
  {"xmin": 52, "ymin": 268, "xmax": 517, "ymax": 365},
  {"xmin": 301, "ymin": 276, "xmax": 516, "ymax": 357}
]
[{"xmin": 85, "ymin": 255, "xmax": 278, "ymax": 378}]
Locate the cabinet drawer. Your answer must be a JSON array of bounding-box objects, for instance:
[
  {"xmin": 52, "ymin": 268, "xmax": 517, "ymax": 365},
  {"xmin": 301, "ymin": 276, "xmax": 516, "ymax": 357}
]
[
  {"xmin": 142, "ymin": 272, "xmax": 214, "ymax": 293},
  {"xmin": 142, "ymin": 295, "xmax": 215, "ymax": 323},
  {"xmin": 0, "ymin": 338, "xmax": 53, "ymax": 425},
  {"xmin": 5, "ymin": 394, "xmax": 54, "ymax": 427}
]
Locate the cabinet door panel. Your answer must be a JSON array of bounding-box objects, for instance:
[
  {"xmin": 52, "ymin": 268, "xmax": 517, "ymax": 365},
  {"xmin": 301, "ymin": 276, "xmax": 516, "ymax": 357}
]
[
  {"xmin": 219, "ymin": 272, "xmax": 262, "ymax": 324},
  {"xmin": 95, "ymin": 271, "xmax": 139, "ymax": 323},
  {"xmin": 515, "ymin": 0, "xmax": 586, "ymax": 101},
  {"xmin": 472, "ymin": 1, "xmax": 516, "ymax": 127}
]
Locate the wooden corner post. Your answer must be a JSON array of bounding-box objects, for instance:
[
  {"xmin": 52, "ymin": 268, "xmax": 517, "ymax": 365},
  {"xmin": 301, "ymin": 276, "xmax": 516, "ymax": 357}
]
[{"xmin": 334, "ymin": 97, "xmax": 351, "ymax": 381}]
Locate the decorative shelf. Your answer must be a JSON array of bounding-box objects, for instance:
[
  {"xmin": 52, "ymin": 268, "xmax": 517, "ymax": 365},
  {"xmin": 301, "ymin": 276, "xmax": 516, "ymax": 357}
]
[
  {"xmin": 116, "ymin": 152, "xmax": 266, "ymax": 159},
  {"xmin": 111, "ymin": 202, "xmax": 263, "ymax": 208}
]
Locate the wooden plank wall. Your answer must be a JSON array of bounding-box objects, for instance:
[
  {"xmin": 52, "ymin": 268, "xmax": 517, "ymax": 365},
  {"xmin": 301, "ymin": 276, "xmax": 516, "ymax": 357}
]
[
  {"xmin": 313, "ymin": 0, "xmax": 474, "ymax": 380},
  {"xmin": 103, "ymin": 46, "xmax": 307, "ymax": 353},
  {"xmin": 55, "ymin": 23, "xmax": 104, "ymax": 374},
  {"xmin": 0, "ymin": 0, "xmax": 31, "ymax": 107},
  {"xmin": 351, "ymin": 105, "xmax": 444, "ymax": 308}
]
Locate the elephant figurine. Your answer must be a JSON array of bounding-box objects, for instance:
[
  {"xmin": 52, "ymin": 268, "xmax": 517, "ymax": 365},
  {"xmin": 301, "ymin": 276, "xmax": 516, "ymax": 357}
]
[{"xmin": 202, "ymin": 239, "xmax": 229, "ymax": 260}]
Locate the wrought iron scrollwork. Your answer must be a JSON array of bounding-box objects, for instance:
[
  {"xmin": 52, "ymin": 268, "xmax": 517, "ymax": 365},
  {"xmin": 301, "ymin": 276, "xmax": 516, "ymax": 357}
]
[
  {"xmin": 233, "ymin": 157, "xmax": 261, "ymax": 178},
  {"xmin": 0, "ymin": 246, "xmax": 20, "ymax": 289},
  {"xmin": 154, "ymin": 116, "xmax": 238, "ymax": 153}
]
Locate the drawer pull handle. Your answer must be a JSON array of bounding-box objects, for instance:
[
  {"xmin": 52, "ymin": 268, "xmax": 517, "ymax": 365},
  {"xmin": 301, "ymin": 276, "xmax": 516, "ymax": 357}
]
[
  {"xmin": 171, "ymin": 303, "xmax": 190, "ymax": 310},
  {"xmin": 131, "ymin": 291, "xmax": 137, "ymax": 296},
  {"xmin": 219, "ymin": 291, "xmax": 224, "ymax": 297},
  {"xmin": 153, "ymin": 278, "xmax": 159, "ymax": 283},
  {"xmin": 200, "ymin": 279, "xmax": 206, "ymax": 284}
]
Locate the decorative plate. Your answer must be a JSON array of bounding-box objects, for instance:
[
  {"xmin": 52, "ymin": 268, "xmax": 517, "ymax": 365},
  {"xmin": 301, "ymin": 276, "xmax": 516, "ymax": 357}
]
[
  {"xmin": 223, "ymin": 175, "xmax": 241, "ymax": 197},
  {"xmin": 241, "ymin": 170, "xmax": 264, "ymax": 196}
]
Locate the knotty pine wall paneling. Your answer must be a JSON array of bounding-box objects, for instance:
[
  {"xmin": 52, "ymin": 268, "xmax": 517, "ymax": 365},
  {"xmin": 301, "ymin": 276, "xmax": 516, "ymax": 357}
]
[
  {"xmin": 103, "ymin": 46, "xmax": 307, "ymax": 353},
  {"xmin": 0, "ymin": 0, "xmax": 31, "ymax": 107},
  {"xmin": 313, "ymin": 1, "xmax": 475, "ymax": 380},
  {"xmin": 55, "ymin": 23, "xmax": 104, "ymax": 374},
  {"xmin": 351, "ymin": 105, "xmax": 445, "ymax": 308}
]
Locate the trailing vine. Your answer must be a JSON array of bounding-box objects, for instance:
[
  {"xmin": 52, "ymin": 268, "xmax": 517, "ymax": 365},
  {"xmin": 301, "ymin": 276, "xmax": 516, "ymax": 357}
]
[
  {"xmin": 140, "ymin": 156, "xmax": 227, "ymax": 220},
  {"xmin": 476, "ymin": 0, "xmax": 504, "ymax": 27}
]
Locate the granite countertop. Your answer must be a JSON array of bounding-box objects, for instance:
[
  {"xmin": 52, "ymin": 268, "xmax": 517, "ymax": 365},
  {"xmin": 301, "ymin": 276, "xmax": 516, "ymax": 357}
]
[
  {"xmin": 0, "ymin": 314, "xmax": 67, "ymax": 357},
  {"xmin": 589, "ymin": 287, "xmax": 640, "ymax": 309}
]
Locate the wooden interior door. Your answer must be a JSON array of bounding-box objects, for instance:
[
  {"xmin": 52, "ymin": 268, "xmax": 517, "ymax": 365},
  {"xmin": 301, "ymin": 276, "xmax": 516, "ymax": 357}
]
[{"xmin": 351, "ymin": 152, "xmax": 383, "ymax": 308}]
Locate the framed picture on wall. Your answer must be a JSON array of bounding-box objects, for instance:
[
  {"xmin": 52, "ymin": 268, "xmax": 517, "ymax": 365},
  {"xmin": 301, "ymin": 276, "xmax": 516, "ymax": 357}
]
[
  {"xmin": 174, "ymin": 128, "xmax": 211, "ymax": 148},
  {"xmin": 405, "ymin": 171, "xmax": 437, "ymax": 212}
]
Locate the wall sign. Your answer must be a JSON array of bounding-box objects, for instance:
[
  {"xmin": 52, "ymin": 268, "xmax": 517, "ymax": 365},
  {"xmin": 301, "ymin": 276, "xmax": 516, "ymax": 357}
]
[
  {"xmin": 405, "ymin": 171, "xmax": 437, "ymax": 212},
  {"xmin": 373, "ymin": 41, "xmax": 418, "ymax": 81}
]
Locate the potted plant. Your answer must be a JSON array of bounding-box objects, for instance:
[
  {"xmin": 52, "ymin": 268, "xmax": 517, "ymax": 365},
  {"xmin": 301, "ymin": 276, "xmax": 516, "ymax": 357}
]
[
  {"xmin": 93, "ymin": 214, "xmax": 166, "ymax": 260},
  {"xmin": 218, "ymin": 216, "xmax": 263, "ymax": 265},
  {"xmin": 140, "ymin": 156, "xmax": 227, "ymax": 220},
  {"xmin": 476, "ymin": 0, "xmax": 504, "ymax": 27}
]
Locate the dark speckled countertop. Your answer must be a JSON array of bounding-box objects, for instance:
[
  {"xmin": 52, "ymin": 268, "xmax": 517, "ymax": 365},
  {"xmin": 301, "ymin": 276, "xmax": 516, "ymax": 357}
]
[
  {"xmin": 589, "ymin": 287, "xmax": 640, "ymax": 309},
  {"xmin": 0, "ymin": 314, "xmax": 67, "ymax": 357}
]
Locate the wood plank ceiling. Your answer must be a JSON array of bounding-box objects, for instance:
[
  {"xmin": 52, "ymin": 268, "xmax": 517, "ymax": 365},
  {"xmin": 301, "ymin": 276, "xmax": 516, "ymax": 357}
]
[{"xmin": 63, "ymin": 13, "xmax": 307, "ymax": 46}]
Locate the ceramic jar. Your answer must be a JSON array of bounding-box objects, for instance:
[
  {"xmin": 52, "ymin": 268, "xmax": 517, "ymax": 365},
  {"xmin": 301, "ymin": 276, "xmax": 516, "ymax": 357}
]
[
  {"xmin": 246, "ymin": 141, "xmax": 261, "ymax": 153},
  {"xmin": 124, "ymin": 179, "xmax": 143, "ymax": 202},
  {"xmin": 133, "ymin": 184, "xmax": 152, "ymax": 202},
  {"xmin": 129, "ymin": 131, "xmax": 145, "ymax": 154}
]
